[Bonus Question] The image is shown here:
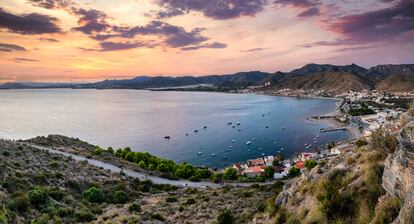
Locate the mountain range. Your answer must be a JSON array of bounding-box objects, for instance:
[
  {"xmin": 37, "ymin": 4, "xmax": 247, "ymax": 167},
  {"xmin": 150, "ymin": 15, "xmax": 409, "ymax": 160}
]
[{"xmin": 1, "ymin": 63, "xmax": 413, "ymax": 94}]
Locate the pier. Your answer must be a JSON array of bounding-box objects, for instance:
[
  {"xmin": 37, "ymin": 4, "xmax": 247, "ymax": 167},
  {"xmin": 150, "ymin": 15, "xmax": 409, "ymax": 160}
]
[{"xmin": 320, "ymin": 127, "xmax": 347, "ymax": 133}]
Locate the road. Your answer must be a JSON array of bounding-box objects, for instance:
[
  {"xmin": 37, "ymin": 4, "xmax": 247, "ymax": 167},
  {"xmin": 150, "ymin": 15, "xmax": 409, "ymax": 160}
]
[{"xmin": 26, "ymin": 144, "xmax": 277, "ymax": 189}]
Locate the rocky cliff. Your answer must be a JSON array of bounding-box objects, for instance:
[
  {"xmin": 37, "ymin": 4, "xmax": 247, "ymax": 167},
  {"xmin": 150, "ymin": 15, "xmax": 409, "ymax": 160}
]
[{"xmin": 382, "ymin": 119, "xmax": 414, "ymax": 223}]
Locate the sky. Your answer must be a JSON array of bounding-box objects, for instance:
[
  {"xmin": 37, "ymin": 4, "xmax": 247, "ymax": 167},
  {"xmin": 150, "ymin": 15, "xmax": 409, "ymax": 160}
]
[{"xmin": 0, "ymin": 0, "xmax": 413, "ymax": 82}]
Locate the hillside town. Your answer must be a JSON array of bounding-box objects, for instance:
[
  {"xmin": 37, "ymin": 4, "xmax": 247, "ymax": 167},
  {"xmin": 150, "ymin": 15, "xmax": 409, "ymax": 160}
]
[{"xmin": 227, "ymin": 89, "xmax": 411, "ymax": 180}]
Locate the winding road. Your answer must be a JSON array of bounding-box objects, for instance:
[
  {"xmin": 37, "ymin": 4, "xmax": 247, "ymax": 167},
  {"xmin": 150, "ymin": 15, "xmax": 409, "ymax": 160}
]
[{"xmin": 26, "ymin": 144, "xmax": 275, "ymax": 189}]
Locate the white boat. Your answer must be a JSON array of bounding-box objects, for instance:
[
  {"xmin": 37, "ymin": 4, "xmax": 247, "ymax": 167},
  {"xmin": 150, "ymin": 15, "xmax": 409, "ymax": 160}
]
[
  {"xmin": 259, "ymin": 147, "xmax": 263, "ymax": 150},
  {"xmin": 273, "ymin": 141, "xmax": 277, "ymax": 144},
  {"xmin": 246, "ymin": 141, "xmax": 252, "ymax": 145},
  {"xmin": 281, "ymin": 148, "xmax": 284, "ymax": 151},
  {"xmin": 211, "ymin": 153, "xmax": 216, "ymax": 157},
  {"xmin": 223, "ymin": 156, "xmax": 227, "ymax": 160},
  {"xmin": 261, "ymin": 153, "xmax": 265, "ymax": 156},
  {"xmin": 247, "ymin": 149, "xmax": 250, "ymax": 152},
  {"xmin": 197, "ymin": 152, "xmax": 202, "ymax": 155},
  {"xmin": 231, "ymin": 140, "xmax": 235, "ymax": 143},
  {"xmin": 252, "ymin": 138, "xmax": 256, "ymax": 141},
  {"xmin": 227, "ymin": 148, "xmax": 232, "ymax": 151},
  {"xmin": 228, "ymin": 146, "xmax": 233, "ymax": 148}
]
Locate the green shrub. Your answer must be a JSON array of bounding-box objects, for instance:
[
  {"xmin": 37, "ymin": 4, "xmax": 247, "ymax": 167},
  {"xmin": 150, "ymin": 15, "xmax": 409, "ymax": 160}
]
[
  {"xmin": 7, "ymin": 195, "xmax": 29, "ymax": 212},
  {"xmin": 185, "ymin": 198, "xmax": 195, "ymax": 205},
  {"xmin": 82, "ymin": 187, "xmax": 104, "ymax": 203},
  {"xmin": 223, "ymin": 168, "xmax": 237, "ymax": 180},
  {"xmin": 49, "ymin": 160, "xmax": 59, "ymax": 168},
  {"xmin": 48, "ymin": 187, "xmax": 66, "ymax": 201},
  {"xmin": 75, "ymin": 208, "xmax": 94, "ymax": 222},
  {"xmin": 28, "ymin": 188, "xmax": 48, "ymax": 206},
  {"xmin": 166, "ymin": 196, "xmax": 178, "ymax": 202},
  {"xmin": 217, "ymin": 208, "xmax": 234, "ymax": 224},
  {"xmin": 57, "ymin": 207, "xmax": 72, "ymax": 217},
  {"xmin": 304, "ymin": 160, "xmax": 318, "ymax": 171},
  {"xmin": 372, "ymin": 197, "xmax": 401, "ymax": 224},
  {"xmin": 288, "ymin": 167, "xmax": 300, "ymax": 177},
  {"xmin": 128, "ymin": 202, "xmax": 141, "ymax": 213},
  {"xmin": 264, "ymin": 166, "xmax": 274, "ymax": 179},
  {"xmin": 34, "ymin": 172, "xmax": 48, "ymax": 185},
  {"xmin": 92, "ymin": 147, "xmax": 103, "ymax": 156},
  {"xmin": 113, "ymin": 190, "xmax": 128, "ymax": 204},
  {"xmin": 150, "ymin": 213, "xmax": 165, "ymax": 221}
]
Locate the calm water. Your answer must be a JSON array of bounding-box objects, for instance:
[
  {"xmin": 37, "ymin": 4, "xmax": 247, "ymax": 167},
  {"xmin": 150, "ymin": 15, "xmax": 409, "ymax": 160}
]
[{"xmin": 0, "ymin": 89, "xmax": 349, "ymax": 168}]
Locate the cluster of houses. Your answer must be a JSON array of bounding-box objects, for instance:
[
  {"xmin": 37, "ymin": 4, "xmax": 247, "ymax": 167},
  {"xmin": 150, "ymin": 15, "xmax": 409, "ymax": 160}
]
[{"xmin": 230, "ymin": 142, "xmax": 357, "ymax": 180}]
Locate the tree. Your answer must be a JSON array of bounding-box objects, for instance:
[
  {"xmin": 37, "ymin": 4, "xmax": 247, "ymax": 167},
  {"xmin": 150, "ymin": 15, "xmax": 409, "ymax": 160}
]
[
  {"xmin": 288, "ymin": 167, "xmax": 301, "ymax": 177},
  {"xmin": 304, "ymin": 160, "xmax": 318, "ymax": 171},
  {"xmin": 125, "ymin": 152, "xmax": 134, "ymax": 162},
  {"xmin": 28, "ymin": 188, "xmax": 47, "ymax": 206},
  {"xmin": 107, "ymin": 147, "xmax": 114, "ymax": 154},
  {"xmin": 217, "ymin": 208, "xmax": 234, "ymax": 224},
  {"xmin": 157, "ymin": 163, "xmax": 169, "ymax": 173},
  {"xmin": 113, "ymin": 190, "xmax": 128, "ymax": 204},
  {"xmin": 355, "ymin": 139, "xmax": 368, "ymax": 147},
  {"xmin": 272, "ymin": 159, "xmax": 280, "ymax": 167},
  {"xmin": 211, "ymin": 173, "xmax": 223, "ymax": 183},
  {"xmin": 138, "ymin": 161, "xmax": 146, "ymax": 169},
  {"xmin": 263, "ymin": 166, "xmax": 274, "ymax": 179},
  {"xmin": 82, "ymin": 187, "xmax": 104, "ymax": 203},
  {"xmin": 223, "ymin": 168, "xmax": 237, "ymax": 180}
]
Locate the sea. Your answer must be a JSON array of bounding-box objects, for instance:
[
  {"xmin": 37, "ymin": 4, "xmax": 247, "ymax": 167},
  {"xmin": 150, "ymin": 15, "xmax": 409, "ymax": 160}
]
[{"xmin": 0, "ymin": 89, "xmax": 350, "ymax": 168}]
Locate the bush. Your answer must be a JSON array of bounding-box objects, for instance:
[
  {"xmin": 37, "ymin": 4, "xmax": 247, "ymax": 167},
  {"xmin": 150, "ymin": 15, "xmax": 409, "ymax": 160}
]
[
  {"xmin": 28, "ymin": 188, "xmax": 47, "ymax": 206},
  {"xmin": 211, "ymin": 173, "xmax": 223, "ymax": 183},
  {"xmin": 82, "ymin": 187, "xmax": 104, "ymax": 203},
  {"xmin": 8, "ymin": 195, "xmax": 29, "ymax": 212},
  {"xmin": 49, "ymin": 160, "xmax": 59, "ymax": 168},
  {"xmin": 113, "ymin": 190, "xmax": 128, "ymax": 204},
  {"xmin": 150, "ymin": 213, "xmax": 165, "ymax": 221},
  {"xmin": 217, "ymin": 208, "xmax": 234, "ymax": 224},
  {"xmin": 371, "ymin": 129, "xmax": 398, "ymax": 153},
  {"xmin": 75, "ymin": 208, "xmax": 94, "ymax": 222},
  {"xmin": 355, "ymin": 139, "xmax": 368, "ymax": 147},
  {"xmin": 166, "ymin": 196, "xmax": 178, "ymax": 203},
  {"xmin": 185, "ymin": 198, "xmax": 195, "ymax": 205},
  {"xmin": 288, "ymin": 167, "xmax": 301, "ymax": 177},
  {"xmin": 48, "ymin": 187, "xmax": 66, "ymax": 201},
  {"xmin": 304, "ymin": 160, "xmax": 318, "ymax": 171},
  {"xmin": 92, "ymin": 147, "xmax": 103, "ymax": 156},
  {"xmin": 223, "ymin": 168, "xmax": 237, "ymax": 180},
  {"xmin": 372, "ymin": 197, "xmax": 401, "ymax": 224},
  {"xmin": 128, "ymin": 202, "xmax": 141, "ymax": 213},
  {"xmin": 264, "ymin": 166, "xmax": 274, "ymax": 179}
]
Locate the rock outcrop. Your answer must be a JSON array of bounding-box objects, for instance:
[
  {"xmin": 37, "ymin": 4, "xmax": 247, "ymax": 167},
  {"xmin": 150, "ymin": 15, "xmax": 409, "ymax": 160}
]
[{"xmin": 382, "ymin": 120, "xmax": 414, "ymax": 223}]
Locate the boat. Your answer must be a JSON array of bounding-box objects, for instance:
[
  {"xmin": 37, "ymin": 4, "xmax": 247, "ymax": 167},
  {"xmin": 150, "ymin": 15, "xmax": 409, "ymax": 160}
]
[
  {"xmin": 262, "ymin": 114, "xmax": 265, "ymax": 117},
  {"xmin": 164, "ymin": 136, "xmax": 170, "ymax": 139},
  {"xmin": 227, "ymin": 148, "xmax": 232, "ymax": 151},
  {"xmin": 227, "ymin": 122, "xmax": 232, "ymax": 125},
  {"xmin": 247, "ymin": 149, "xmax": 250, "ymax": 152},
  {"xmin": 259, "ymin": 147, "xmax": 263, "ymax": 150},
  {"xmin": 281, "ymin": 147, "xmax": 284, "ymax": 151},
  {"xmin": 273, "ymin": 141, "xmax": 277, "ymax": 144},
  {"xmin": 185, "ymin": 133, "xmax": 189, "ymax": 136},
  {"xmin": 236, "ymin": 122, "xmax": 240, "ymax": 125},
  {"xmin": 231, "ymin": 140, "xmax": 235, "ymax": 143},
  {"xmin": 265, "ymin": 126, "xmax": 269, "ymax": 128},
  {"xmin": 252, "ymin": 138, "xmax": 256, "ymax": 141},
  {"xmin": 194, "ymin": 130, "xmax": 198, "ymax": 133},
  {"xmin": 197, "ymin": 152, "xmax": 202, "ymax": 155},
  {"xmin": 246, "ymin": 141, "xmax": 252, "ymax": 145},
  {"xmin": 282, "ymin": 127, "xmax": 285, "ymax": 130},
  {"xmin": 228, "ymin": 145, "xmax": 233, "ymax": 148},
  {"xmin": 238, "ymin": 129, "xmax": 242, "ymax": 132},
  {"xmin": 261, "ymin": 153, "xmax": 265, "ymax": 156},
  {"xmin": 223, "ymin": 156, "xmax": 227, "ymax": 160},
  {"xmin": 232, "ymin": 125, "xmax": 235, "ymax": 128},
  {"xmin": 211, "ymin": 154, "xmax": 216, "ymax": 157},
  {"xmin": 203, "ymin": 126, "xmax": 207, "ymax": 129}
]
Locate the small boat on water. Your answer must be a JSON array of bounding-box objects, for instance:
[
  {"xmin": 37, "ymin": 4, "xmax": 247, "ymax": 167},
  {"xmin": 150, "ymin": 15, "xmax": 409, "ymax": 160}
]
[
  {"xmin": 223, "ymin": 156, "xmax": 227, "ymax": 160},
  {"xmin": 281, "ymin": 127, "xmax": 285, "ymax": 130},
  {"xmin": 164, "ymin": 136, "xmax": 170, "ymax": 139},
  {"xmin": 236, "ymin": 122, "xmax": 240, "ymax": 125},
  {"xmin": 227, "ymin": 122, "xmax": 232, "ymax": 125},
  {"xmin": 203, "ymin": 126, "xmax": 207, "ymax": 129},
  {"xmin": 231, "ymin": 140, "xmax": 235, "ymax": 143},
  {"xmin": 246, "ymin": 141, "xmax": 252, "ymax": 145},
  {"xmin": 259, "ymin": 147, "xmax": 263, "ymax": 150},
  {"xmin": 185, "ymin": 133, "xmax": 189, "ymax": 136},
  {"xmin": 227, "ymin": 148, "xmax": 232, "ymax": 151},
  {"xmin": 262, "ymin": 114, "xmax": 265, "ymax": 117},
  {"xmin": 261, "ymin": 153, "xmax": 265, "ymax": 156},
  {"xmin": 232, "ymin": 125, "xmax": 236, "ymax": 128},
  {"xmin": 228, "ymin": 146, "xmax": 233, "ymax": 148},
  {"xmin": 247, "ymin": 149, "xmax": 250, "ymax": 152},
  {"xmin": 252, "ymin": 138, "xmax": 256, "ymax": 141},
  {"xmin": 281, "ymin": 147, "xmax": 284, "ymax": 151},
  {"xmin": 265, "ymin": 126, "xmax": 269, "ymax": 128},
  {"xmin": 194, "ymin": 130, "xmax": 198, "ymax": 133},
  {"xmin": 197, "ymin": 152, "xmax": 202, "ymax": 155},
  {"xmin": 273, "ymin": 141, "xmax": 277, "ymax": 144},
  {"xmin": 211, "ymin": 154, "xmax": 216, "ymax": 157},
  {"xmin": 238, "ymin": 129, "xmax": 242, "ymax": 132}
]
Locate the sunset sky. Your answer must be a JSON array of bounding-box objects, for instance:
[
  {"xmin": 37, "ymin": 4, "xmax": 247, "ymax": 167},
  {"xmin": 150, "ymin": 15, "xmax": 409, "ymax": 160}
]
[{"xmin": 0, "ymin": 0, "xmax": 413, "ymax": 82}]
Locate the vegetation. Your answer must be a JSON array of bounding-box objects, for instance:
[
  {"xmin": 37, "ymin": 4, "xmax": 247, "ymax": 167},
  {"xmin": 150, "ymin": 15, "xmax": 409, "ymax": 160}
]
[
  {"xmin": 223, "ymin": 168, "xmax": 237, "ymax": 180},
  {"xmin": 371, "ymin": 129, "xmax": 399, "ymax": 152},
  {"xmin": 304, "ymin": 160, "xmax": 317, "ymax": 170},
  {"xmin": 82, "ymin": 187, "xmax": 105, "ymax": 203},
  {"xmin": 355, "ymin": 139, "xmax": 368, "ymax": 147},
  {"xmin": 288, "ymin": 167, "xmax": 300, "ymax": 177},
  {"xmin": 349, "ymin": 103, "xmax": 376, "ymax": 116},
  {"xmin": 217, "ymin": 208, "xmax": 234, "ymax": 224},
  {"xmin": 114, "ymin": 147, "xmax": 213, "ymax": 180}
]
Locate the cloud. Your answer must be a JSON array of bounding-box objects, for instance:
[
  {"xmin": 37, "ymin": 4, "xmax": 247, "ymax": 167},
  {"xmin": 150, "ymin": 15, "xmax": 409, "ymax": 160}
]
[
  {"xmin": 71, "ymin": 8, "xmax": 110, "ymax": 34},
  {"xmin": 39, "ymin": 37, "xmax": 59, "ymax": 42},
  {"xmin": 0, "ymin": 8, "xmax": 61, "ymax": 34},
  {"xmin": 99, "ymin": 41, "xmax": 154, "ymax": 51},
  {"xmin": 13, "ymin": 57, "xmax": 39, "ymax": 62},
  {"xmin": 181, "ymin": 42, "xmax": 227, "ymax": 51},
  {"xmin": 327, "ymin": 0, "xmax": 414, "ymax": 44},
  {"xmin": 156, "ymin": 0, "xmax": 267, "ymax": 20},
  {"xmin": 274, "ymin": 0, "xmax": 320, "ymax": 17},
  {"xmin": 241, "ymin": 47, "xmax": 267, "ymax": 52},
  {"xmin": 0, "ymin": 43, "xmax": 27, "ymax": 51},
  {"xmin": 28, "ymin": 0, "xmax": 72, "ymax": 9}
]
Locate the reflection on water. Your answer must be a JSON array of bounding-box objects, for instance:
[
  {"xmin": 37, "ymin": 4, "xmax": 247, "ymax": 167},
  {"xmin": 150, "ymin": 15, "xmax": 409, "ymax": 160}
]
[{"xmin": 0, "ymin": 89, "xmax": 349, "ymax": 168}]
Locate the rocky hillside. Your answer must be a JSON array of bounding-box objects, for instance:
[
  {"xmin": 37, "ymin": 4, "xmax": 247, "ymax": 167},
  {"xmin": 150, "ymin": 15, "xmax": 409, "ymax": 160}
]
[{"xmin": 261, "ymin": 112, "xmax": 414, "ymax": 224}]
